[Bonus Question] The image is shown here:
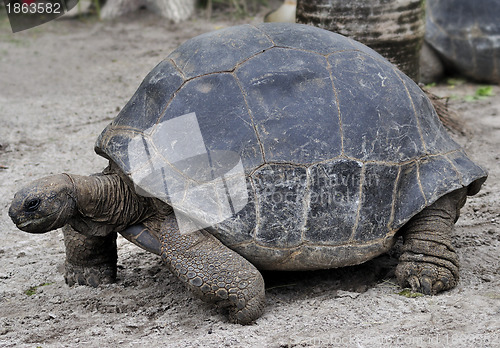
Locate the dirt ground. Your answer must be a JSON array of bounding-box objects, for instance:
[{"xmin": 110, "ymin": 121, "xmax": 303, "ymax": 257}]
[{"xmin": 0, "ymin": 6, "xmax": 499, "ymax": 348}]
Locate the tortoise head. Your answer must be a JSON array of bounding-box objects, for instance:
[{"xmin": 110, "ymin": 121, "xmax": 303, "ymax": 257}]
[{"xmin": 9, "ymin": 174, "xmax": 76, "ymax": 233}]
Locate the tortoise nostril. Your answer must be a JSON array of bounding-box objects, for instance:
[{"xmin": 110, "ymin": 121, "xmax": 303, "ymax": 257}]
[{"xmin": 25, "ymin": 198, "xmax": 41, "ymax": 212}]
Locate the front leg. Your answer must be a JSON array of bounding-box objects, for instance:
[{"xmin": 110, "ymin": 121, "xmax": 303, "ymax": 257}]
[
  {"xmin": 62, "ymin": 225, "xmax": 117, "ymax": 287},
  {"xmin": 396, "ymin": 188, "xmax": 467, "ymax": 294},
  {"xmin": 159, "ymin": 216, "xmax": 265, "ymax": 324}
]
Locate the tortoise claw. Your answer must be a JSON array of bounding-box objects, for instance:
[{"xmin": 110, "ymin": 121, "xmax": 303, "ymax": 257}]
[
  {"xmin": 407, "ymin": 275, "xmax": 421, "ymax": 293},
  {"xmin": 433, "ymin": 280, "xmax": 445, "ymax": 294},
  {"xmin": 396, "ymin": 260, "xmax": 458, "ymax": 295},
  {"xmin": 419, "ymin": 276, "xmax": 433, "ymax": 295}
]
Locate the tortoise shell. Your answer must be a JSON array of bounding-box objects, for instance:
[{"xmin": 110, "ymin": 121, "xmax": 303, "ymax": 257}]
[
  {"xmin": 426, "ymin": 0, "xmax": 500, "ymax": 83},
  {"xmin": 96, "ymin": 23, "xmax": 487, "ymax": 270}
]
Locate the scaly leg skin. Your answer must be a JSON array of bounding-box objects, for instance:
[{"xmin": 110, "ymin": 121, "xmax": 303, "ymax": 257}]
[
  {"xmin": 159, "ymin": 216, "xmax": 265, "ymax": 324},
  {"xmin": 396, "ymin": 188, "xmax": 467, "ymax": 294},
  {"xmin": 62, "ymin": 225, "xmax": 118, "ymax": 287}
]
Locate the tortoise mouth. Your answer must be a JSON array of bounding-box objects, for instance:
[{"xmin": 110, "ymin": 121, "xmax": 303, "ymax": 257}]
[{"xmin": 15, "ymin": 212, "xmax": 58, "ymax": 233}]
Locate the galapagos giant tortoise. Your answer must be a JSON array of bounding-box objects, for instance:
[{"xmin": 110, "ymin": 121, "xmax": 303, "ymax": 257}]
[
  {"xmin": 9, "ymin": 23, "xmax": 487, "ymax": 324},
  {"xmin": 424, "ymin": 0, "xmax": 500, "ymax": 83}
]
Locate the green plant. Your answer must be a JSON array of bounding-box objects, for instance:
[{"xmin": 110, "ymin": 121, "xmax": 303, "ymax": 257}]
[
  {"xmin": 24, "ymin": 282, "xmax": 53, "ymax": 296},
  {"xmin": 446, "ymin": 77, "xmax": 466, "ymax": 88},
  {"xmin": 464, "ymin": 86, "xmax": 494, "ymax": 102},
  {"xmin": 397, "ymin": 289, "xmax": 424, "ymax": 298}
]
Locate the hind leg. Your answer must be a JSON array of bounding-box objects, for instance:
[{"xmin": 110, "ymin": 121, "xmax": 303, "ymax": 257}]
[
  {"xmin": 396, "ymin": 188, "xmax": 467, "ymax": 294},
  {"xmin": 63, "ymin": 225, "xmax": 117, "ymax": 287}
]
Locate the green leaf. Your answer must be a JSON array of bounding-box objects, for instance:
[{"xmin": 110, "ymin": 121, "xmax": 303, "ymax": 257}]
[
  {"xmin": 24, "ymin": 282, "xmax": 53, "ymax": 296},
  {"xmin": 475, "ymin": 86, "xmax": 494, "ymax": 97},
  {"xmin": 463, "ymin": 86, "xmax": 495, "ymax": 102},
  {"xmin": 446, "ymin": 78, "xmax": 466, "ymax": 87},
  {"xmin": 397, "ymin": 289, "xmax": 424, "ymax": 298}
]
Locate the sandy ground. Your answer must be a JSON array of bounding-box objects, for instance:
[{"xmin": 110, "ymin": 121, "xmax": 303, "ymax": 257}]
[{"xmin": 0, "ymin": 6, "xmax": 499, "ymax": 348}]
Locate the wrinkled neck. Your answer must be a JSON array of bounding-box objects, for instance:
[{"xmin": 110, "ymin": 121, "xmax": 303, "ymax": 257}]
[{"xmin": 67, "ymin": 173, "xmax": 155, "ymax": 235}]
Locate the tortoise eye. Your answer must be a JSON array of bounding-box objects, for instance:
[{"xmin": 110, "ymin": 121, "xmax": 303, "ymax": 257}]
[{"xmin": 25, "ymin": 198, "xmax": 41, "ymax": 212}]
